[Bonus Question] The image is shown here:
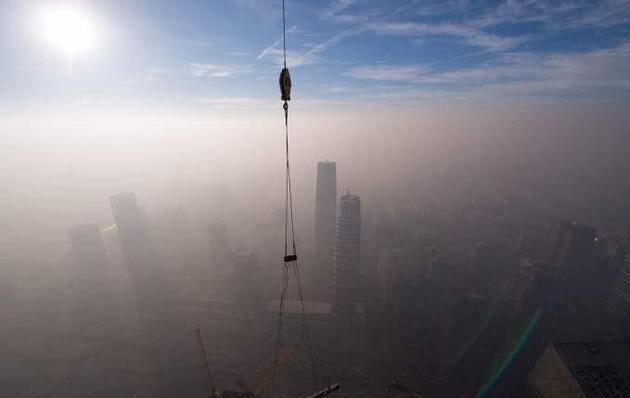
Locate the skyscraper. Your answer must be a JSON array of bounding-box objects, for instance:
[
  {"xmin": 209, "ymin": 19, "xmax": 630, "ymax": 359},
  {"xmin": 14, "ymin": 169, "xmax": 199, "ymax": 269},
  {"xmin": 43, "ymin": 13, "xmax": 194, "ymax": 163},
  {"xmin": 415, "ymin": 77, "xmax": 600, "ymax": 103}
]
[
  {"xmin": 231, "ymin": 250, "xmax": 260, "ymax": 312},
  {"xmin": 67, "ymin": 224, "xmax": 109, "ymax": 280},
  {"xmin": 110, "ymin": 192, "xmax": 164, "ymax": 308},
  {"xmin": 549, "ymin": 221, "xmax": 597, "ymax": 272},
  {"xmin": 315, "ymin": 161, "xmax": 337, "ymax": 250},
  {"xmin": 333, "ymin": 192, "xmax": 361, "ymax": 328},
  {"xmin": 67, "ymin": 224, "xmax": 111, "ymax": 318},
  {"xmin": 606, "ymin": 256, "xmax": 630, "ymax": 336},
  {"xmin": 314, "ymin": 161, "xmax": 337, "ymax": 299},
  {"xmin": 208, "ymin": 221, "xmax": 229, "ymax": 271}
]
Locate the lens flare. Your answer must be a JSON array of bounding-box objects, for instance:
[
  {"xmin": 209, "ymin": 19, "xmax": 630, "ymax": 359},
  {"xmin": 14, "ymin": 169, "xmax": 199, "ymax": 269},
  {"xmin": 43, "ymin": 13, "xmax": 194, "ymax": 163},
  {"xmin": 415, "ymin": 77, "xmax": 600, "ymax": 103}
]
[{"xmin": 475, "ymin": 307, "xmax": 543, "ymax": 398}]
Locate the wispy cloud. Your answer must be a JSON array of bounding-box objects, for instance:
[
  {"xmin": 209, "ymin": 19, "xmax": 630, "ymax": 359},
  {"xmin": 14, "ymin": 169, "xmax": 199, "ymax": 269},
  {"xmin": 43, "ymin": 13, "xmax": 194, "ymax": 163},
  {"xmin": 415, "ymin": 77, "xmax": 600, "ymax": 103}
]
[
  {"xmin": 346, "ymin": 65, "xmax": 428, "ymax": 82},
  {"xmin": 194, "ymin": 96, "xmax": 273, "ymax": 108},
  {"xmin": 256, "ymin": 40, "xmax": 316, "ymax": 67},
  {"xmin": 257, "ymin": 25, "xmax": 358, "ymax": 67},
  {"xmin": 257, "ymin": 47, "xmax": 316, "ymax": 67},
  {"xmin": 176, "ymin": 39, "xmax": 213, "ymax": 48},
  {"xmin": 256, "ymin": 25, "xmax": 307, "ymax": 65},
  {"xmin": 346, "ymin": 41, "xmax": 630, "ymax": 99},
  {"xmin": 367, "ymin": 21, "xmax": 527, "ymax": 51},
  {"xmin": 229, "ymin": 0, "xmax": 277, "ymax": 20},
  {"xmin": 565, "ymin": 1, "xmax": 630, "ymax": 29},
  {"xmin": 119, "ymin": 68, "xmax": 177, "ymax": 85},
  {"xmin": 189, "ymin": 63, "xmax": 250, "ymax": 78},
  {"xmin": 257, "ymin": 40, "xmax": 281, "ymax": 60},
  {"xmin": 227, "ymin": 51, "xmax": 252, "ymax": 57},
  {"xmin": 471, "ymin": 0, "xmax": 630, "ymax": 30},
  {"xmin": 326, "ymin": 85, "xmax": 353, "ymax": 93},
  {"xmin": 321, "ymin": 0, "xmax": 357, "ymax": 20}
]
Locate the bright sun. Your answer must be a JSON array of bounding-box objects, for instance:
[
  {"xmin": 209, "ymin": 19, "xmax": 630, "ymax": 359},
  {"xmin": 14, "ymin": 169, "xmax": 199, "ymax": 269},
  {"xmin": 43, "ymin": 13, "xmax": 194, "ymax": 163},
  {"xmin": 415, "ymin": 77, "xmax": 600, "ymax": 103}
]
[{"xmin": 39, "ymin": 6, "xmax": 98, "ymax": 56}]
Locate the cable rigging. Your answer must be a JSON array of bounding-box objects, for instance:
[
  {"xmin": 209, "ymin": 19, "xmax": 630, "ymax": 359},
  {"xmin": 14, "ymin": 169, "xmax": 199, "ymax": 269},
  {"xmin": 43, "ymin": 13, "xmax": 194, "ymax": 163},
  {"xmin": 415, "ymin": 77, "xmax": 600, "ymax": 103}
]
[{"xmin": 270, "ymin": 1, "xmax": 321, "ymax": 397}]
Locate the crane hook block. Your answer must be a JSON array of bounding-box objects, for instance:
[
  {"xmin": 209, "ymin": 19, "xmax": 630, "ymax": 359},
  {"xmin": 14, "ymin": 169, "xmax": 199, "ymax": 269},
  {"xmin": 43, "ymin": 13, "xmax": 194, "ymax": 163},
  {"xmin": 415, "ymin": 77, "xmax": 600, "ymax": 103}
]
[
  {"xmin": 279, "ymin": 67, "xmax": 292, "ymax": 101},
  {"xmin": 284, "ymin": 254, "xmax": 297, "ymax": 262}
]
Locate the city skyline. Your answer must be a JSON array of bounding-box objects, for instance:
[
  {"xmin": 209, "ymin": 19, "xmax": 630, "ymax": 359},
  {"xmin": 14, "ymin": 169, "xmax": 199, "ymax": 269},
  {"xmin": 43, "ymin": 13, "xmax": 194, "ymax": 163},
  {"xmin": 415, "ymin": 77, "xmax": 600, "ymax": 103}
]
[{"xmin": 3, "ymin": 1, "xmax": 630, "ymax": 397}]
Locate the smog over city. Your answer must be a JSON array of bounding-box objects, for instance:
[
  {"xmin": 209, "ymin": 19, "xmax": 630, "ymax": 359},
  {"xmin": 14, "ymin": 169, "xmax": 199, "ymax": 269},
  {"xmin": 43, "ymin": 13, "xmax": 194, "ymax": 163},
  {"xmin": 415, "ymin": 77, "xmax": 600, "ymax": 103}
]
[{"xmin": 2, "ymin": 1, "xmax": 630, "ymax": 398}]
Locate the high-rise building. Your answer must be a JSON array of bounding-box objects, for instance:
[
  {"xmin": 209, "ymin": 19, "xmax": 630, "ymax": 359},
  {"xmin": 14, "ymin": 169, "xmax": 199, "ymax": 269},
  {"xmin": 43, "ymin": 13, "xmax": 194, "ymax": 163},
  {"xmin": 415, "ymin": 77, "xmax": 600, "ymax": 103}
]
[
  {"xmin": 231, "ymin": 250, "xmax": 259, "ymax": 311},
  {"xmin": 549, "ymin": 221, "xmax": 597, "ymax": 272},
  {"xmin": 315, "ymin": 161, "xmax": 337, "ymax": 249},
  {"xmin": 606, "ymin": 256, "xmax": 630, "ymax": 335},
  {"xmin": 110, "ymin": 192, "xmax": 164, "ymax": 307},
  {"xmin": 208, "ymin": 221, "xmax": 229, "ymax": 271},
  {"xmin": 332, "ymin": 192, "xmax": 362, "ymax": 328},
  {"xmin": 67, "ymin": 224, "xmax": 109, "ymax": 280},
  {"xmin": 67, "ymin": 224, "xmax": 119, "ymax": 337},
  {"xmin": 314, "ymin": 161, "xmax": 337, "ymax": 299},
  {"xmin": 67, "ymin": 224, "xmax": 110, "ymax": 307}
]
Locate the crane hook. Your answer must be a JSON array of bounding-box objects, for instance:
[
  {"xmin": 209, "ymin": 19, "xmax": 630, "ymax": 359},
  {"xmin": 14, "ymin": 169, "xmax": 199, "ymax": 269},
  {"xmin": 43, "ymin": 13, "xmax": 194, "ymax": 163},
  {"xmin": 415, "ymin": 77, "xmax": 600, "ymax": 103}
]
[{"xmin": 279, "ymin": 67, "xmax": 292, "ymax": 101}]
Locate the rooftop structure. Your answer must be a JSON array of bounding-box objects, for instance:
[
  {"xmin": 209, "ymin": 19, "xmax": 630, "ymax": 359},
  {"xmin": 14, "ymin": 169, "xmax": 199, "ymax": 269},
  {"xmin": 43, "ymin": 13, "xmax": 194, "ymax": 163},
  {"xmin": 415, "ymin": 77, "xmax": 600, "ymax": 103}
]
[{"xmin": 530, "ymin": 342, "xmax": 630, "ymax": 398}]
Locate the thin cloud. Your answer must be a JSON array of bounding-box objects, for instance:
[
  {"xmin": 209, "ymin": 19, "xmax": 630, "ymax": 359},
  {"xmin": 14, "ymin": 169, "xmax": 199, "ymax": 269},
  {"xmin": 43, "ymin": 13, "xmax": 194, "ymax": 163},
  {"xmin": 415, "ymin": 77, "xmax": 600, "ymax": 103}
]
[
  {"xmin": 230, "ymin": 0, "xmax": 277, "ymax": 20},
  {"xmin": 256, "ymin": 24, "xmax": 304, "ymax": 65},
  {"xmin": 194, "ymin": 96, "xmax": 273, "ymax": 108},
  {"xmin": 119, "ymin": 68, "xmax": 178, "ymax": 85},
  {"xmin": 346, "ymin": 65, "xmax": 428, "ymax": 82},
  {"xmin": 257, "ymin": 40, "xmax": 281, "ymax": 60},
  {"xmin": 228, "ymin": 51, "xmax": 252, "ymax": 57},
  {"xmin": 367, "ymin": 21, "xmax": 527, "ymax": 51},
  {"xmin": 345, "ymin": 41, "xmax": 630, "ymax": 99},
  {"xmin": 471, "ymin": 0, "xmax": 630, "ymax": 30},
  {"xmin": 189, "ymin": 63, "xmax": 251, "ymax": 78},
  {"xmin": 257, "ymin": 26, "xmax": 359, "ymax": 67},
  {"xmin": 177, "ymin": 39, "xmax": 214, "ymax": 48},
  {"xmin": 326, "ymin": 85, "xmax": 353, "ymax": 93},
  {"xmin": 321, "ymin": 0, "xmax": 357, "ymax": 20}
]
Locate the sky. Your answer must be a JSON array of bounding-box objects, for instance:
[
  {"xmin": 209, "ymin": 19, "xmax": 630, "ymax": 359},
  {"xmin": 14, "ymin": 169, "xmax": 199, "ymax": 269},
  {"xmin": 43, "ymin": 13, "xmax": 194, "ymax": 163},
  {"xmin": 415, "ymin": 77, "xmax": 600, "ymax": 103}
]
[{"xmin": 1, "ymin": 0, "xmax": 630, "ymax": 115}]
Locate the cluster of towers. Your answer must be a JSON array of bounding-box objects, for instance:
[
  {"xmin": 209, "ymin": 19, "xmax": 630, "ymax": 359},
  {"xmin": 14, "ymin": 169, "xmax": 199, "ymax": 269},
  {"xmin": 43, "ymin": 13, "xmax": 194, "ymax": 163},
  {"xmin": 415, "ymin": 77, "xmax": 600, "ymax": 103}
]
[
  {"xmin": 67, "ymin": 192, "xmax": 167, "ymax": 322},
  {"xmin": 314, "ymin": 161, "xmax": 362, "ymax": 330},
  {"xmin": 67, "ymin": 162, "xmax": 362, "ymax": 330}
]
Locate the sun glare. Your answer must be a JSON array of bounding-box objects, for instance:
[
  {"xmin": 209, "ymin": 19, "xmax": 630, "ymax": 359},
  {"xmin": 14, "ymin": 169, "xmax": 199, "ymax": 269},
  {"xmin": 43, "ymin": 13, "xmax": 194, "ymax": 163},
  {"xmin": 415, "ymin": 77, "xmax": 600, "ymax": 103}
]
[{"xmin": 39, "ymin": 6, "xmax": 98, "ymax": 57}]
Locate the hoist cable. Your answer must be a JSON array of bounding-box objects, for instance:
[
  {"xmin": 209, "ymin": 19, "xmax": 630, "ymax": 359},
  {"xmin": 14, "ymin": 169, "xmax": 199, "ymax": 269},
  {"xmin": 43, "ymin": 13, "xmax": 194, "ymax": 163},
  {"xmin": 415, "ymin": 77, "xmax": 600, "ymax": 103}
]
[
  {"xmin": 282, "ymin": 0, "xmax": 287, "ymax": 69},
  {"xmin": 270, "ymin": 265, "xmax": 290, "ymax": 398},
  {"xmin": 271, "ymin": 1, "xmax": 320, "ymax": 396},
  {"xmin": 294, "ymin": 261, "xmax": 319, "ymax": 387}
]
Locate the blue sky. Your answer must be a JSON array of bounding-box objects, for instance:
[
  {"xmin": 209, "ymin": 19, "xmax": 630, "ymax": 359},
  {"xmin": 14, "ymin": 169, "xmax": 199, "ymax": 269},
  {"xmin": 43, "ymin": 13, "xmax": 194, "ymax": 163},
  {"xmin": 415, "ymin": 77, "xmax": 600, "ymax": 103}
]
[{"xmin": 1, "ymin": 0, "xmax": 630, "ymax": 112}]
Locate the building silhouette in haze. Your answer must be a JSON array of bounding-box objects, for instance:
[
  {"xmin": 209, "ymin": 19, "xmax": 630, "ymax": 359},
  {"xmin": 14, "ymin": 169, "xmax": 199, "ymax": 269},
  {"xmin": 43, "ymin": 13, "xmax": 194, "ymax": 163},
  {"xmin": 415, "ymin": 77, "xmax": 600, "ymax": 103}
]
[
  {"xmin": 67, "ymin": 224, "xmax": 113, "ymax": 329},
  {"xmin": 549, "ymin": 221, "xmax": 597, "ymax": 273},
  {"xmin": 110, "ymin": 192, "xmax": 164, "ymax": 309},
  {"xmin": 606, "ymin": 256, "xmax": 630, "ymax": 336},
  {"xmin": 315, "ymin": 161, "xmax": 337, "ymax": 250},
  {"xmin": 332, "ymin": 192, "xmax": 362, "ymax": 328},
  {"xmin": 208, "ymin": 221, "xmax": 229, "ymax": 271},
  {"xmin": 68, "ymin": 224, "xmax": 109, "ymax": 282},
  {"xmin": 231, "ymin": 250, "xmax": 259, "ymax": 313},
  {"xmin": 314, "ymin": 161, "xmax": 337, "ymax": 300}
]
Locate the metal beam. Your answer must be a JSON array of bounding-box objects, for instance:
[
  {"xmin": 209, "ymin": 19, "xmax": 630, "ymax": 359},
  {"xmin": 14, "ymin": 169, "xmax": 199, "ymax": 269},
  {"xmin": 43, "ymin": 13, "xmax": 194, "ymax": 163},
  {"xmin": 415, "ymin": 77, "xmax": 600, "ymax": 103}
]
[{"xmin": 303, "ymin": 383, "xmax": 341, "ymax": 398}]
